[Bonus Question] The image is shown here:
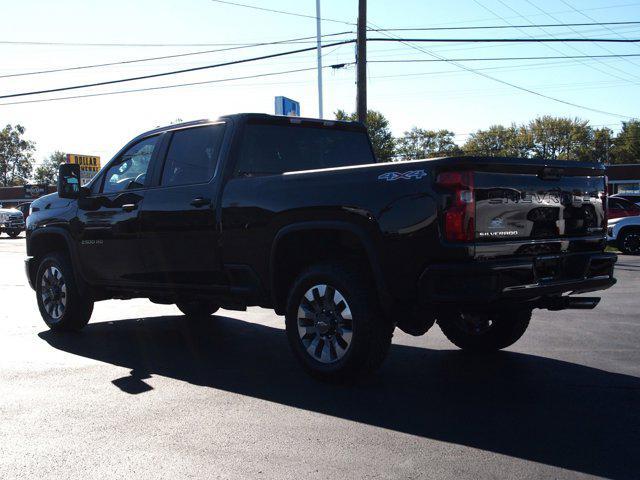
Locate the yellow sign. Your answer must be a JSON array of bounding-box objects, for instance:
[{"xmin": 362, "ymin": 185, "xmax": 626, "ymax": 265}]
[{"xmin": 66, "ymin": 154, "xmax": 101, "ymax": 172}]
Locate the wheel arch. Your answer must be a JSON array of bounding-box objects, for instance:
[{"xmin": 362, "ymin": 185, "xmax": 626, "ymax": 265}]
[
  {"xmin": 269, "ymin": 221, "xmax": 390, "ymax": 315},
  {"xmin": 28, "ymin": 227, "xmax": 86, "ymax": 292}
]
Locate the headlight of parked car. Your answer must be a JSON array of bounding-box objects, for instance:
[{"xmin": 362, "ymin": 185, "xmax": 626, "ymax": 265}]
[{"xmin": 607, "ymin": 227, "xmax": 614, "ymax": 237}]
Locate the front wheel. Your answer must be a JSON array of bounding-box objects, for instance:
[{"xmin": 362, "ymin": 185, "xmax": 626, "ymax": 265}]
[
  {"xmin": 7, "ymin": 229, "xmax": 21, "ymax": 238},
  {"xmin": 438, "ymin": 309, "xmax": 531, "ymax": 352},
  {"xmin": 36, "ymin": 252, "xmax": 93, "ymax": 331},
  {"xmin": 176, "ymin": 301, "xmax": 219, "ymax": 317},
  {"xmin": 618, "ymin": 229, "xmax": 640, "ymax": 255},
  {"xmin": 285, "ymin": 263, "xmax": 393, "ymax": 382}
]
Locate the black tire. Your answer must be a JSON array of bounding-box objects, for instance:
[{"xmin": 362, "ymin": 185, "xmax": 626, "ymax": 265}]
[
  {"xmin": 35, "ymin": 251, "xmax": 93, "ymax": 332},
  {"xmin": 438, "ymin": 309, "xmax": 531, "ymax": 353},
  {"xmin": 285, "ymin": 263, "xmax": 393, "ymax": 382},
  {"xmin": 7, "ymin": 229, "xmax": 20, "ymax": 238},
  {"xmin": 618, "ymin": 229, "xmax": 640, "ymax": 255},
  {"xmin": 176, "ymin": 301, "xmax": 219, "ymax": 317}
]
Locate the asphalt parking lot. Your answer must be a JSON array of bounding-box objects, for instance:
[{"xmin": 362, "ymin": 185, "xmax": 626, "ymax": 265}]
[{"xmin": 0, "ymin": 234, "xmax": 638, "ymax": 480}]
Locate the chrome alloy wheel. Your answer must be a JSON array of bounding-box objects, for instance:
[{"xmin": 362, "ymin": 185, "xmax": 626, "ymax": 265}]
[
  {"xmin": 297, "ymin": 284, "xmax": 353, "ymax": 364},
  {"xmin": 40, "ymin": 266, "xmax": 67, "ymax": 320}
]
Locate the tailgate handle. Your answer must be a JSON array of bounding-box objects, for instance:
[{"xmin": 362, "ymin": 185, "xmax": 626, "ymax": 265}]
[{"xmin": 538, "ymin": 167, "xmax": 563, "ymax": 180}]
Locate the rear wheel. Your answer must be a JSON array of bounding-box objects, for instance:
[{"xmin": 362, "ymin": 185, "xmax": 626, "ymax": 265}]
[
  {"xmin": 438, "ymin": 309, "xmax": 531, "ymax": 352},
  {"xmin": 36, "ymin": 252, "xmax": 93, "ymax": 331},
  {"xmin": 176, "ymin": 301, "xmax": 219, "ymax": 317},
  {"xmin": 618, "ymin": 229, "xmax": 640, "ymax": 255},
  {"xmin": 285, "ymin": 263, "xmax": 393, "ymax": 382}
]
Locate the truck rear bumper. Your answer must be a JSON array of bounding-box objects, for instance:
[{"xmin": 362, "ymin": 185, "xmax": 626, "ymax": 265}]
[{"xmin": 419, "ymin": 252, "xmax": 617, "ymax": 306}]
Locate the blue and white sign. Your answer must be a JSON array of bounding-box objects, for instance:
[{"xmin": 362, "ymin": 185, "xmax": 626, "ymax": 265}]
[{"xmin": 275, "ymin": 96, "xmax": 300, "ymax": 117}]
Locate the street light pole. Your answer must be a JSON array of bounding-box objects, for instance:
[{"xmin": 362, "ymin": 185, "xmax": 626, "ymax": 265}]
[
  {"xmin": 316, "ymin": 0, "xmax": 323, "ymax": 119},
  {"xmin": 356, "ymin": 0, "xmax": 367, "ymax": 124}
]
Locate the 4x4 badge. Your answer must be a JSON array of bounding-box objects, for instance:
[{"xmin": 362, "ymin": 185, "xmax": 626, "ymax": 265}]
[{"xmin": 378, "ymin": 170, "xmax": 427, "ymax": 181}]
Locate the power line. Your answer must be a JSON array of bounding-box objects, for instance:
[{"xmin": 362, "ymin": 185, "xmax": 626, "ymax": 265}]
[
  {"xmin": 6, "ymin": 35, "xmax": 633, "ymax": 91},
  {"xmin": 367, "ymin": 37, "xmax": 640, "ymax": 43},
  {"xmin": 475, "ymin": 0, "xmax": 637, "ymax": 85},
  {"xmin": 559, "ymin": 0, "xmax": 640, "ymax": 55},
  {"xmin": 0, "ymin": 40, "xmax": 355, "ymax": 100},
  {"xmin": 210, "ymin": 0, "xmax": 355, "ymax": 26},
  {"xmin": 1, "ymin": 21, "xmax": 637, "ymax": 48},
  {"xmin": 517, "ymin": 0, "xmax": 640, "ymax": 82},
  {"xmin": 0, "ymin": 63, "xmax": 353, "ymax": 107},
  {"xmin": 0, "ymin": 32, "xmax": 353, "ymax": 79},
  {"xmin": 373, "ymin": 21, "xmax": 640, "ymax": 32},
  {"xmin": 369, "ymin": 53, "xmax": 640, "ymax": 62},
  {"xmin": 366, "ymin": 20, "xmax": 634, "ymax": 119},
  {"xmin": 0, "ymin": 39, "xmax": 348, "ymax": 47},
  {"xmin": 380, "ymin": 2, "xmax": 640, "ymax": 31}
]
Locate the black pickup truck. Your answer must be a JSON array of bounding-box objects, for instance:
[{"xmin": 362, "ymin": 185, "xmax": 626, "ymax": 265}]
[{"xmin": 25, "ymin": 113, "xmax": 616, "ymax": 380}]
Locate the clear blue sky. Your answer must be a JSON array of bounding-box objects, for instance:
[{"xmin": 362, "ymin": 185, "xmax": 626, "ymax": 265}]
[{"xmin": 1, "ymin": 0, "xmax": 639, "ymax": 164}]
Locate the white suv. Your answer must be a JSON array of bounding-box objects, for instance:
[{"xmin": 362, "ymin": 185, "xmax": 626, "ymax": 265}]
[{"xmin": 608, "ymin": 216, "xmax": 640, "ymax": 255}]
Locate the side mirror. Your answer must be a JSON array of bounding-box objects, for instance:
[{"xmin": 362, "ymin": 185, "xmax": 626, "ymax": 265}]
[{"xmin": 58, "ymin": 163, "xmax": 81, "ymax": 199}]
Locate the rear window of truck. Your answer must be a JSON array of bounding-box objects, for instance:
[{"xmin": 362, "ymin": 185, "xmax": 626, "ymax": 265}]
[{"xmin": 235, "ymin": 123, "xmax": 375, "ymax": 176}]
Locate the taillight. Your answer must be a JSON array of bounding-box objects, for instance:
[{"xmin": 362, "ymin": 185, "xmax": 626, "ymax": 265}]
[{"xmin": 437, "ymin": 170, "xmax": 475, "ymax": 242}]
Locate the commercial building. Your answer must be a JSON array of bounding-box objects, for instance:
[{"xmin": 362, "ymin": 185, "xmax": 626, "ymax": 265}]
[
  {"xmin": 0, "ymin": 185, "xmax": 54, "ymax": 208},
  {"xmin": 606, "ymin": 164, "xmax": 640, "ymax": 195}
]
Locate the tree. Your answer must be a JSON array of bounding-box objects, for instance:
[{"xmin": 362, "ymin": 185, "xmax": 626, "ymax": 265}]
[
  {"xmin": 34, "ymin": 151, "xmax": 66, "ymax": 185},
  {"xmin": 464, "ymin": 124, "xmax": 515, "ymax": 157},
  {"xmin": 0, "ymin": 124, "xmax": 35, "ymax": 186},
  {"xmin": 463, "ymin": 117, "xmax": 597, "ymax": 161},
  {"xmin": 396, "ymin": 127, "xmax": 461, "ymax": 160},
  {"xmin": 462, "ymin": 124, "xmax": 533, "ymax": 158},
  {"xmin": 528, "ymin": 116, "xmax": 593, "ymax": 161},
  {"xmin": 335, "ymin": 109, "xmax": 395, "ymax": 162},
  {"xmin": 592, "ymin": 127, "xmax": 614, "ymax": 163},
  {"xmin": 611, "ymin": 120, "xmax": 640, "ymax": 164}
]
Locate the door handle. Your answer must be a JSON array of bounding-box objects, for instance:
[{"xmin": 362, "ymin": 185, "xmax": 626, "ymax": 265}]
[
  {"xmin": 121, "ymin": 203, "xmax": 137, "ymax": 212},
  {"xmin": 190, "ymin": 197, "xmax": 211, "ymax": 208}
]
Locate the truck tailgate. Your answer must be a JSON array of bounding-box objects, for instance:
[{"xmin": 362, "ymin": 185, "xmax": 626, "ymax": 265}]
[{"xmin": 474, "ymin": 164, "xmax": 606, "ymax": 242}]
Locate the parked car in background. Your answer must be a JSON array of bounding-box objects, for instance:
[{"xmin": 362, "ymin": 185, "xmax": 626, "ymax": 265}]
[
  {"xmin": 0, "ymin": 207, "xmax": 25, "ymax": 238},
  {"xmin": 611, "ymin": 193, "xmax": 640, "ymax": 207},
  {"xmin": 16, "ymin": 202, "xmax": 32, "ymax": 221},
  {"xmin": 608, "ymin": 196, "xmax": 640, "ymax": 219},
  {"xmin": 608, "ymin": 216, "xmax": 640, "ymax": 254}
]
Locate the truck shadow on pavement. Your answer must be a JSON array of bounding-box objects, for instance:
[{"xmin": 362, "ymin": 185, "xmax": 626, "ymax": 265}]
[{"xmin": 39, "ymin": 314, "xmax": 639, "ymax": 480}]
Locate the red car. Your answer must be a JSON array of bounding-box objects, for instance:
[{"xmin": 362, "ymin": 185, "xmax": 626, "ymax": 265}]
[{"xmin": 608, "ymin": 196, "xmax": 640, "ymax": 219}]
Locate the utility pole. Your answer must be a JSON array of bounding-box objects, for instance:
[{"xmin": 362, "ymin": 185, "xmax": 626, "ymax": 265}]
[
  {"xmin": 316, "ymin": 0, "xmax": 323, "ymax": 119},
  {"xmin": 356, "ymin": 0, "xmax": 367, "ymax": 124}
]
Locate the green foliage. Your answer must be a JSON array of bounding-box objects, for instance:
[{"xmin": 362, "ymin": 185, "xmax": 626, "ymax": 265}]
[
  {"xmin": 592, "ymin": 127, "xmax": 614, "ymax": 164},
  {"xmin": 463, "ymin": 124, "xmax": 531, "ymax": 157},
  {"xmin": 0, "ymin": 124, "xmax": 35, "ymax": 186},
  {"xmin": 461, "ymin": 116, "xmax": 635, "ymax": 163},
  {"xmin": 34, "ymin": 151, "xmax": 66, "ymax": 185},
  {"xmin": 396, "ymin": 127, "xmax": 461, "ymax": 160},
  {"xmin": 335, "ymin": 109, "xmax": 396, "ymax": 162},
  {"xmin": 611, "ymin": 120, "xmax": 640, "ymax": 164},
  {"xmin": 527, "ymin": 116, "xmax": 593, "ymax": 161}
]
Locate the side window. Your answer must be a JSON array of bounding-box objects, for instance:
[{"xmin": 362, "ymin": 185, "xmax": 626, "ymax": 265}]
[
  {"xmin": 610, "ymin": 199, "xmax": 623, "ymax": 210},
  {"xmin": 102, "ymin": 136, "xmax": 158, "ymax": 194},
  {"xmin": 235, "ymin": 124, "xmax": 375, "ymax": 176},
  {"xmin": 161, "ymin": 124, "xmax": 225, "ymax": 187}
]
